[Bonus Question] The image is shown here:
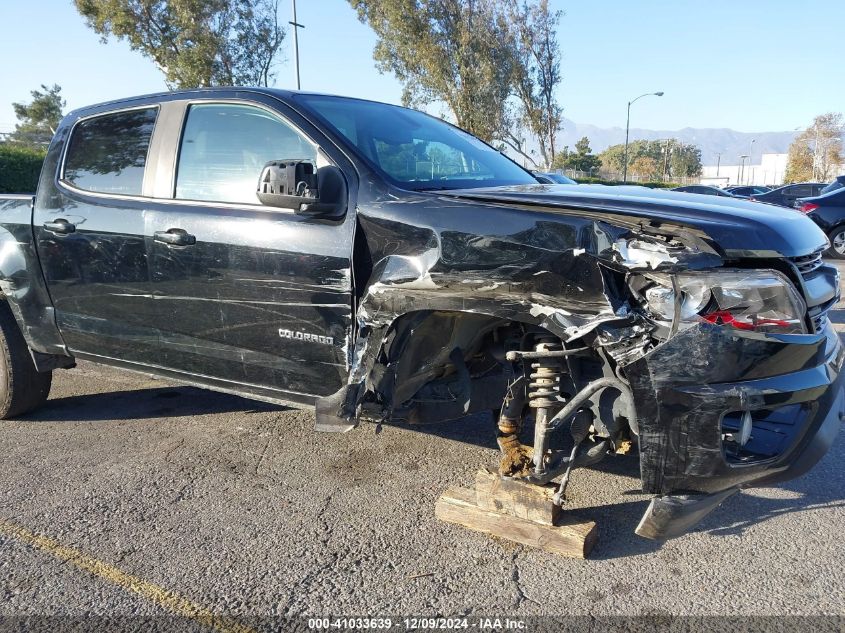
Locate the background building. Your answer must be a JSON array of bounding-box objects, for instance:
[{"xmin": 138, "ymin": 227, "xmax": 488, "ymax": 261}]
[{"xmin": 700, "ymin": 153, "xmax": 788, "ymax": 187}]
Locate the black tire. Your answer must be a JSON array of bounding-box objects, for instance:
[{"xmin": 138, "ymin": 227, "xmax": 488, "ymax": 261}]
[
  {"xmin": 827, "ymin": 227, "xmax": 845, "ymax": 260},
  {"xmin": 0, "ymin": 301, "xmax": 52, "ymax": 419}
]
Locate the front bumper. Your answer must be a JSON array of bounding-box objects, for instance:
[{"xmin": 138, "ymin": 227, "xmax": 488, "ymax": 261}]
[{"xmin": 627, "ymin": 319, "xmax": 845, "ymax": 539}]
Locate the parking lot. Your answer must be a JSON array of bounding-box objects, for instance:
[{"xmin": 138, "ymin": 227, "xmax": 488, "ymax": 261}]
[{"xmin": 1, "ymin": 264, "xmax": 845, "ymax": 628}]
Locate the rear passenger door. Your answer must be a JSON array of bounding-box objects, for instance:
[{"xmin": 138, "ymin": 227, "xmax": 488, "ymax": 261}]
[
  {"xmin": 783, "ymin": 184, "xmax": 811, "ymax": 207},
  {"xmin": 143, "ymin": 98, "xmax": 355, "ymax": 400},
  {"xmin": 33, "ymin": 106, "xmax": 160, "ymax": 362}
]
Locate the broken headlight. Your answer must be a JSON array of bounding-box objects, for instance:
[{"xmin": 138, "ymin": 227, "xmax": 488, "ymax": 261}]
[{"xmin": 632, "ymin": 270, "xmax": 807, "ymax": 334}]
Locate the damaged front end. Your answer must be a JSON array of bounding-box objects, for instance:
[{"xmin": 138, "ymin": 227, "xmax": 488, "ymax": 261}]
[
  {"xmin": 620, "ymin": 242, "xmax": 844, "ymax": 538},
  {"xmin": 319, "ymin": 189, "xmax": 844, "ymax": 540}
]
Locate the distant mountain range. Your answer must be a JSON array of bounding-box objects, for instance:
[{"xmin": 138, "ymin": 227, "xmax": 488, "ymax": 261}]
[{"xmin": 556, "ymin": 118, "xmax": 798, "ymax": 166}]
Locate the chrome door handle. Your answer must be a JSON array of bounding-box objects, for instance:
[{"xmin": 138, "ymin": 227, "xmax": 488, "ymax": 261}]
[
  {"xmin": 43, "ymin": 219, "xmax": 76, "ymax": 234},
  {"xmin": 154, "ymin": 228, "xmax": 196, "ymax": 246}
]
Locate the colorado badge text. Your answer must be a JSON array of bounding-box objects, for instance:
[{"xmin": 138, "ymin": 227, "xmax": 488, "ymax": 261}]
[{"xmin": 278, "ymin": 328, "xmax": 336, "ymax": 346}]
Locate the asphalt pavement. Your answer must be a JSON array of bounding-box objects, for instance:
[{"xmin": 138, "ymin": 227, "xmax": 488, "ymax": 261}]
[{"xmin": 1, "ymin": 262, "xmax": 845, "ymax": 630}]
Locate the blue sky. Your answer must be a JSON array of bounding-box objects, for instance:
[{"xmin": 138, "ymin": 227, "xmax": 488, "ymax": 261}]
[{"xmin": 1, "ymin": 0, "xmax": 843, "ymax": 135}]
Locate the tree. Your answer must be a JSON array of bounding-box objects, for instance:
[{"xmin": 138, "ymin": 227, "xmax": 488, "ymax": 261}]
[
  {"xmin": 597, "ymin": 143, "xmax": 628, "ymax": 173},
  {"xmin": 785, "ymin": 113, "xmax": 843, "ymax": 183},
  {"xmin": 74, "ymin": 0, "xmax": 285, "ymax": 89},
  {"xmin": 668, "ymin": 142, "xmax": 702, "ymax": 178},
  {"xmin": 348, "ymin": 0, "xmax": 564, "ymax": 165},
  {"xmin": 9, "ymin": 84, "xmax": 65, "ymax": 147},
  {"xmin": 629, "ymin": 156, "xmax": 660, "ymax": 180},
  {"xmin": 573, "ymin": 136, "xmax": 590, "ymax": 156},
  {"xmin": 551, "ymin": 136, "xmax": 601, "ymax": 173},
  {"xmin": 505, "ymin": 0, "xmax": 563, "ymax": 167},
  {"xmin": 599, "ymin": 138, "xmax": 701, "ymax": 179},
  {"xmin": 349, "ymin": 0, "xmax": 514, "ymax": 144}
]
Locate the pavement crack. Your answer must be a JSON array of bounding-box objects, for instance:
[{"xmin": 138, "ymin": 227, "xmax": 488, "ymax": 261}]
[
  {"xmin": 510, "ymin": 548, "xmax": 538, "ymax": 608},
  {"xmin": 163, "ymin": 438, "xmax": 186, "ymax": 462},
  {"xmin": 315, "ymin": 490, "xmax": 336, "ymax": 536},
  {"xmin": 254, "ymin": 436, "xmax": 272, "ymax": 475}
]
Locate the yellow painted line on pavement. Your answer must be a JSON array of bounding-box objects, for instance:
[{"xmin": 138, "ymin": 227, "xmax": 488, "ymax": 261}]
[{"xmin": 0, "ymin": 518, "xmax": 256, "ymax": 633}]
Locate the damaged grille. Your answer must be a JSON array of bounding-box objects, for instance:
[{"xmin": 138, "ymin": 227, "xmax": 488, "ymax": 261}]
[
  {"xmin": 787, "ymin": 248, "xmax": 836, "ymax": 333},
  {"xmin": 789, "ymin": 249, "xmax": 824, "ymax": 276}
]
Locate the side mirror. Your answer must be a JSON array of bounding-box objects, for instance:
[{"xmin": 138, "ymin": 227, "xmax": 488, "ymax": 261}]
[{"xmin": 257, "ymin": 160, "xmax": 347, "ymax": 219}]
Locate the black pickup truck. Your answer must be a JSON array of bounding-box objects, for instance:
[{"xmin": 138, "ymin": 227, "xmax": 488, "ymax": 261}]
[{"xmin": 1, "ymin": 88, "xmax": 842, "ymax": 540}]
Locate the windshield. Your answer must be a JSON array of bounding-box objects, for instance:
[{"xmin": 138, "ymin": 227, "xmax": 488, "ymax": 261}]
[
  {"xmin": 821, "ymin": 176, "xmax": 845, "ymax": 195},
  {"xmin": 541, "ymin": 172, "xmax": 576, "ymax": 184},
  {"xmin": 296, "ymin": 95, "xmax": 536, "ymax": 191}
]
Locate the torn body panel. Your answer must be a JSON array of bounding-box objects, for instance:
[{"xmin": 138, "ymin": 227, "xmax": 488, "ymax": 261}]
[
  {"xmin": 330, "ymin": 190, "xmax": 726, "ymax": 426},
  {"xmin": 318, "ymin": 182, "xmax": 843, "ymax": 540}
]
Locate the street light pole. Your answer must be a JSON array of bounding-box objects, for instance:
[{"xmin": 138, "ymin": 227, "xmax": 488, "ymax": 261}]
[
  {"xmin": 716, "ymin": 153, "xmax": 721, "ymax": 178},
  {"xmin": 748, "ymin": 139, "xmax": 756, "ymax": 185},
  {"xmin": 623, "ymin": 91, "xmax": 664, "ymax": 183},
  {"xmin": 739, "ymin": 155, "xmax": 748, "ymax": 185},
  {"xmin": 289, "ymin": 0, "xmax": 305, "ymax": 90}
]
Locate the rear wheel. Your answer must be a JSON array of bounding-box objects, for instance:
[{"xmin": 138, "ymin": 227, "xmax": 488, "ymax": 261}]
[
  {"xmin": 827, "ymin": 227, "xmax": 845, "ymax": 259},
  {"xmin": 0, "ymin": 302, "xmax": 52, "ymax": 419}
]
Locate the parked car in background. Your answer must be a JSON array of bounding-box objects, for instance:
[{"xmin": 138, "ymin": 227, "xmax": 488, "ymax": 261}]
[
  {"xmin": 726, "ymin": 185, "xmax": 772, "ymax": 198},
  {"xmin": 820, "ymin": 175, "xmax": 845, "ymax": 195},
  {"xmin": 533, "ymin": 171, "xmax": 577, "ymax": 184},
  {"xmin": 752, "ymin": 182, "xmax": 826, "ymax": 207},
  {"xmin": 796, "ymin": 187, "xmax": 845, "ymax": 258},
  {"xmin": 671, "ymin": 185, "xmax": 738, "ymax": 197}
]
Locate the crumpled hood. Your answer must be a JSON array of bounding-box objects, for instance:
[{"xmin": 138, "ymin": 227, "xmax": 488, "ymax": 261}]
[{"xmin": 437, "ymin": 183, "xmax": 828, "ymax": 258}]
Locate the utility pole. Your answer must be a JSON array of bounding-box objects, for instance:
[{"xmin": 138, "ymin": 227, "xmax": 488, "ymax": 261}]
[
  {"xmin": 289, "ymin": 0, "xmax": 304, "ymax": 90},
  {"xmin": 662, "ymin": 139, "xmax": 672, "ymax": 182}
]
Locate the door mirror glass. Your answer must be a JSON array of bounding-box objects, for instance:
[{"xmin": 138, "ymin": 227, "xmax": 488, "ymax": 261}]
[{"xmin": 257, "ymin": 161, "xmax": 347, "ymax": 218}]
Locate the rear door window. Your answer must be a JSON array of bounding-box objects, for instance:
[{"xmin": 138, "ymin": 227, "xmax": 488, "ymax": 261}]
[
  {"xmin": 789, "ymin": 185, "xmax": 811, "ymax": 197},
  {"xmin": 63, "ymin": 108, "xmax": 158, "ymax": 195},
  {"xmin": 175, "ymin": 103, "xmax": 317, "ymax": 205}
]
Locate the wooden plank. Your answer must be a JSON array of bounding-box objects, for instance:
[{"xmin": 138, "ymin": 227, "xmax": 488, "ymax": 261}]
[
  {"xmin": 435, "ymin": 486, "xmax": 597, "ymax": 559},
  {"xmin": 474, "ymin": 468, "xmax": 560, "ymax": 525}
]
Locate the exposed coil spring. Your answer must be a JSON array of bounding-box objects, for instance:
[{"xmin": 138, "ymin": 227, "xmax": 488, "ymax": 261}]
[{"xmin": 527, "ymin": 335, "xmax": 563, "ymax": 409}]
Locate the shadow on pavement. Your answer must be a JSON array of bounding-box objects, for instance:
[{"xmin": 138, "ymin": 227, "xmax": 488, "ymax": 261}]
[
  {"xmin": 392, "ymin": 409, "xmax": 845, "ymax": 559},
  {"xmin": 22, "ymin": 385, "xmax": 286, "ymax": 422}
]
